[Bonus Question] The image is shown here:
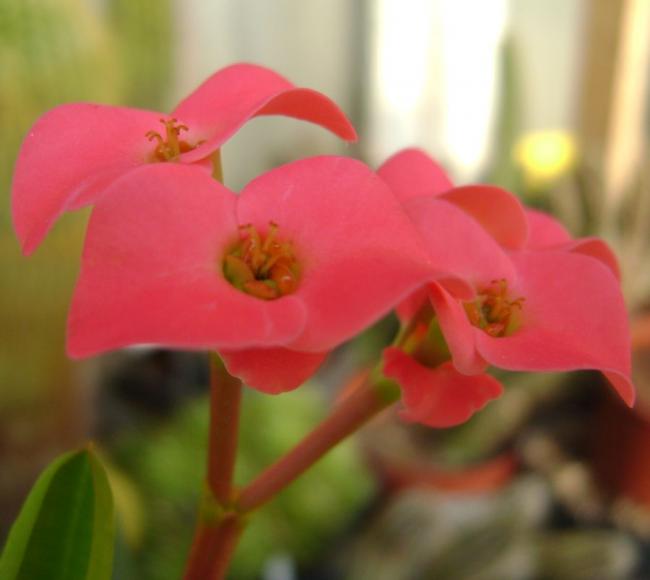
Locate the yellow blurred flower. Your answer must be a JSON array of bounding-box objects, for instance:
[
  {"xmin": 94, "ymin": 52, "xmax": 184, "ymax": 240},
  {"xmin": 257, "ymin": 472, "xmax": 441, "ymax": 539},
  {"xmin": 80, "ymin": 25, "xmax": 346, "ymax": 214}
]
[{"xmin": 514, "ymin": 131, "xmax": 577, "ymax": 188}]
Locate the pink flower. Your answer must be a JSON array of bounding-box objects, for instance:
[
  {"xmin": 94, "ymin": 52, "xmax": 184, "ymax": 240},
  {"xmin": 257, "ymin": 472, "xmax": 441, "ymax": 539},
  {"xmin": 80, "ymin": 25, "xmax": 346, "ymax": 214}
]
[
  {"xmin": 375, "ymin": 149, "xmax": 526, "ymax": 426},
  {"xmin": 67, "ymin": 157, "xmax": 433, "ymax": 394},
  {"xmin": 12, "ymin": 63, "xmax": 356, "ymax": 255},
  {"xmin": 377, "ymin": 148, "xmax": 635, "ymax": 427}
]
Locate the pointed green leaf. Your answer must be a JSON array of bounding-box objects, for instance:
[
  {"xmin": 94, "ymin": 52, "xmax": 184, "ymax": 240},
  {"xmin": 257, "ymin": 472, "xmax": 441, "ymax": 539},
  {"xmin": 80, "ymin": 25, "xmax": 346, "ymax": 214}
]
[{"xmin": 0, "ymin": 446, "xmax": 115, "ymax": 580}]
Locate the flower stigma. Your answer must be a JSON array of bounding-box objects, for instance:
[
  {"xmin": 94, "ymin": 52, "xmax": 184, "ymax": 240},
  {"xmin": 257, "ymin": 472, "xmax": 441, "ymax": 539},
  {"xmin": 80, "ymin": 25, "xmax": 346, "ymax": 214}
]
[
  {"xmin": 464, "ymin": 279, "xmax": 524, "ymax": 337},
  {"xmin": 222, "ymin": 222, "xmax": 300, "ymax": 300},
  {"xmin": 146, "ymin": 118, "xmax": 197, "ymax": 162}
]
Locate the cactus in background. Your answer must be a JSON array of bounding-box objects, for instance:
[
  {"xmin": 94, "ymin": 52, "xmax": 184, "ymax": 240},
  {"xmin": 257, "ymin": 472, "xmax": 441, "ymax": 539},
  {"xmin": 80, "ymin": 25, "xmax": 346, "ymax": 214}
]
[
  {"xmin": 0, "ymin": 0, "xmax": 177, "ymax": 546},
  {"xmin": 0, "ymin": 0, "xmax": 123, "ymax": 199},
  {"xmin": 0, "ymin": 0, "xmax": 122, "ymax": 527},
  {"xmin": 108, "ymin": 0, "xmax": 174, "ymax": 110}
]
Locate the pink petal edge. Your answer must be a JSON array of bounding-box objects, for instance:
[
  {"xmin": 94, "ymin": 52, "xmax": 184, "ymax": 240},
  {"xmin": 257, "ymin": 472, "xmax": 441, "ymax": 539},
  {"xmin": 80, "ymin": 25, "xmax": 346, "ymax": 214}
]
[
  {"xmin": 12, "ymin": 103, "xmax": 163, "ymax": 254},
  {"xmin": 378, "ymin": 149, "xmax": 528, "ymax": 249},
  {"xmin": 440, "ymin": 185, "xmax": 528, "ymax": 250},
  {"xmin": 174, "ymin": 63, "xmax": 357, "ymax": 163},
  {"xmin": 525, "ymin": 210, "xmax": 620, "ymax": 280},
  {"xmin": 525, "ymin": 209, "xmax": 571, "ymax": 248},
  {"xmin": 403, "ymin": 197, "xmax": 517, "ymax": 288},
  {"xmin": 220, "ymin": 348, "xmax": 328, "ymax": 394},
  {"xmin": 377, "ymin": 147, "xmax": 454, "ymax": 202},
  {"xmin": 427, "ymin": 282, "xmax": 488, "ymax": 375},
  {"xmin": 383, "ymin": 348, "xmax": 503, "ymax": 428},
  {"xmin": 558, "ymin": 237, "xmax": 622, "ymax": 281}
]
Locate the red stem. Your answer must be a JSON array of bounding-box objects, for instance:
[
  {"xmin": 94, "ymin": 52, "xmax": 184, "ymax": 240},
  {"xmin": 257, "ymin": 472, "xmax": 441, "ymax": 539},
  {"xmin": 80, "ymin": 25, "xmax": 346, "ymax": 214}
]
[
  {"xmin": 183, "ymin": 354, "xmax": 399, "ymax": 578},
  {"xmin": 207, "ymin": 355, "xmax": 243, "ymax": 505},
  {"xmin": 184, "ymin": 515, "xmax": 244, "ymax": 580},
  {"xmin": 183, "ymin": 355, "xmax": 243, "ymax": 580},
  {"xmin": 237, "ymin": 378, "xmax": 397, "ymax": 512}
]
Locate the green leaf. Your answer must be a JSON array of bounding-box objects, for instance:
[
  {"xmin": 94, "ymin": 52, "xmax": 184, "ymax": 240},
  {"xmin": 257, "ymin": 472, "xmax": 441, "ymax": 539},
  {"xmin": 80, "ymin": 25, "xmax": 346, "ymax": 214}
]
[{"xmin": 0, "ymin": 446, "xmax": 115, "ymax": 580}]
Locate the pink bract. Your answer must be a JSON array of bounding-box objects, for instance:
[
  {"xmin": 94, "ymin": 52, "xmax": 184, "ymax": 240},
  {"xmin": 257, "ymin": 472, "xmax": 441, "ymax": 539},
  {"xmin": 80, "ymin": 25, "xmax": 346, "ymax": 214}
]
[
  {"xmin": 378, "ymin": 148, "xmax": 635, "ymax": 409},
  {"xmin": 525, "ymin": 209, "xmax": 621, "ymax": 280},
  {"xmin": 377, "ymin": 147, "xmax": 453, "ymax": 202},
  {"xmin": 378, "ymin": 148, "xmax": 529, "ymax": 250},
  {"xmin": 220, "ymin": 348, "xmax": 328, "ymax": 394},
  {"xmin": 12, "ymin": 63, "xmax": 357, "ymax": 255},
  {"xmin": 68, "ymin": 156, "xmax": 433, "ymax": 394},
  {"xmin": 383, "ymin": 348, "xmax": 503, "ymax": 428}
]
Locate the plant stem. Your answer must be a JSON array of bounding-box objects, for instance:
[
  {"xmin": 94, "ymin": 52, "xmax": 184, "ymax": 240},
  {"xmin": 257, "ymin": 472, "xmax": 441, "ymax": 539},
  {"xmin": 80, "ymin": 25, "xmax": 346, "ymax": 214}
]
[
  {"xmin": 184, "ymin": 513, "xmax": 245, "ymax": 580},
  {"xmin": 207, "ymin": 355, "xmax": 243, "ymax": 505},
  {"xmin": 183, "ymin": 355, "xmax": 243, "ymax": 580},
  {"xmin": 233, "ymin": 312, "xmax": 420, "ymax": 513},
  {"xmin": 184, "ymin": 364, "xmax": 399, "ymax": 578},
  {"xmin": 237, "ymin": 377, "xmax": 399, "ymax": 513}
]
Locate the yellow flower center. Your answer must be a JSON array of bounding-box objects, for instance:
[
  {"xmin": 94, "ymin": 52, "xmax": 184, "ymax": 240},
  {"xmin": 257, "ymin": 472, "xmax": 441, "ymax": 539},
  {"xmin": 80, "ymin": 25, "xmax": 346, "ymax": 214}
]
[
  {"xmin": 222, "ymin": 222, "xmax": 300, "ymax": 300},
  {"xmin": 145, "ymin": 118, "xmax": 199, "ymax": 162},
  {"xmin": 464, "ymin": 279, "xmax": 524, "ymax": 337}
]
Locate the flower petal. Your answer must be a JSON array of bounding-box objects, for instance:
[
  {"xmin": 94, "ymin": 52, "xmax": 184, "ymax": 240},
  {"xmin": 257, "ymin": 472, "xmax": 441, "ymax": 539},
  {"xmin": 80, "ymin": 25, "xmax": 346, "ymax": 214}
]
[
  {"xmin": 439, "ymin": 185, "xmax": 528, "ymax": 249},
  {"xmin": 395, "ymin": 276, "xmax": 474, "ymax": 323},
  {"xmin": 378, "ymin": 149, "xmax": 528, "ymax": 249},
  {"xmin": 377, "ymin": 148, "xmax": 453, "ymax": 202},
  {"xmin": 173, "ymin": 63, "xmax": 357, "ymax": 163},
  {"xmin": 525, "ymin": 209, "xmax": 571, "ymax": 248},
  {"xmin": 236, "ymin": 156, "xmax": 434, "ymax": 352},
  {"xmin": 220, "ymin": 348, "xmax": 328, "ymax": 394},
  {"xmin": 383, "ymin": 348, "xmax": 503, "ymax": 427},
  {"xmin": 12, "ymin": 103, "xmax": 164, "ymax": 255},
  {"xmin": 395, "ymin": 288, "xmax": 430, "ymax": 322},
  {"xmin": 475, "ymin": 251, "xmax": 635, "ymax": 406},
  {"xmin": 403, "ymin": 197, "xmax": 517, "ymax": 288},
  {"xmin": 557, "ymin": 237, "xmax": 621, "ymax": 281},
  {"xmin": 68, "ymin": 164, "xmax": 306, "ymax": 358},
  {"xmin": 525, "ymin": 210, "xmax": 620, "ymax": 278},
  {"xmin": 428, "ymin": 283, "xmax": 488, "ymax": 375}
]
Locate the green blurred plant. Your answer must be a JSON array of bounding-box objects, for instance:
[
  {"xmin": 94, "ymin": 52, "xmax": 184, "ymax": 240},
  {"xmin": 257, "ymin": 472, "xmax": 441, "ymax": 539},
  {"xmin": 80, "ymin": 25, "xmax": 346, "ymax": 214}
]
[
  {"xmin": 0, "ymin": 0, "xmax": 175, "ymax": 537},
  {"xmin": 0, "ymin": 1, "xmax": 123, "ymax": 496},
  {"xmin": 110, "ymin": 386, "xmax": 374, "ymax": 580}
]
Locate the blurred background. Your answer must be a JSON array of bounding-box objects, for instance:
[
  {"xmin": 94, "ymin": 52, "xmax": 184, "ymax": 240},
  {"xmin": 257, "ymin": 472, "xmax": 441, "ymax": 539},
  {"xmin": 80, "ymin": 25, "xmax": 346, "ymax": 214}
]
[{"xmin": 1, "ymin": 0, "xmax": 650, "ymax": 578}]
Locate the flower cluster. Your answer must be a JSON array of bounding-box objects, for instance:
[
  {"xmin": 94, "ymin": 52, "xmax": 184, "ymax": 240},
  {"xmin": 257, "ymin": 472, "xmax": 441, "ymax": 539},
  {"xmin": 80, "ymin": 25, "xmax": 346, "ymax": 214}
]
[
  {"xmin": 12, "ymin": 64, "xmax": 635, "ymax": 427},
  {"xmin": 379, "ymin": 149, "xmax": 634, "ymax": 426}
]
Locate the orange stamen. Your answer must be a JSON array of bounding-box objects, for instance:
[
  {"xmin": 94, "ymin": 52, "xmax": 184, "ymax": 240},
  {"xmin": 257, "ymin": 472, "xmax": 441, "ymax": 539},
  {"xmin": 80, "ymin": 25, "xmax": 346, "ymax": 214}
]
[
  {"xmin": 146, "ymin": 118, "xmax": 197, "ymax": 162},
  {"xmin": 464, "ymin": 279, "xmax": 525, "ymax": 337},
  {"xmin": 223, "ymin": 223, "xmax": 300, "ymax": 300}
]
